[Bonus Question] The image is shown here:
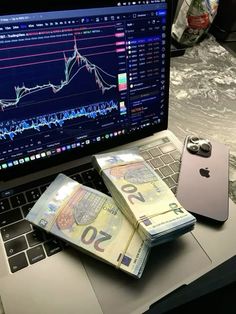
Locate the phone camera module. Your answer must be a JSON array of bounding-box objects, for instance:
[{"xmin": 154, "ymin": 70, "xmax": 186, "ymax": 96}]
[
  {"xmin": 200, "ymin": 142, "xmax": 211, "ymax": 153},
  {"xmin": 186, "ymin": 136, "xmax": 212, "ymax": 157},
  {"xmin": 189, "ymin": 136, "xmax": 199, "ymax": 144},
  {"xmin": 187, "ymin": 143, "xmax": 199, "ymax": 153}
]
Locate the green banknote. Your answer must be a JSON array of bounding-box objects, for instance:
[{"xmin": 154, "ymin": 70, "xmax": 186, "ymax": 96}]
[
  {"xmin": 26, "ymin": 173, "xmax": 150, "ymax": 278},
  {"xmin": 92, "ymin": 149, "xmax": 196, "ymax": 246}
]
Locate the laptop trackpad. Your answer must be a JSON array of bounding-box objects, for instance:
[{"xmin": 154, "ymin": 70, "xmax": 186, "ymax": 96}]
[{"xmin": 82, "ymin": 232, "xmax": 211, "ymax": 314}]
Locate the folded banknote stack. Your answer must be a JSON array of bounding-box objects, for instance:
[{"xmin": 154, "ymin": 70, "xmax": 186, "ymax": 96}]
[
  {"xmin": 92, "ymin": 149, "xmax": 196, "ymax": 247},
  {"xmin": 26, "ymin": 173, "xmax": 150, "ymax": 278}
]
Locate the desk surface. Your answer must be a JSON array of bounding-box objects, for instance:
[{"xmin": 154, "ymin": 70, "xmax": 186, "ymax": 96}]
[{"xmin": 168, "ymin": 35, "xmax": 236, "ymax": 205}]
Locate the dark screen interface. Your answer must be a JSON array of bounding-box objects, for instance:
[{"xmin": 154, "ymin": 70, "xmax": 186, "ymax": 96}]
[{"xmin": 0, "ymin": 1, "xmax": 168, "ymax": 171}]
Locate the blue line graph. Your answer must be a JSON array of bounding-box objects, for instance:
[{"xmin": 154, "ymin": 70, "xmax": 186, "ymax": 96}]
[
  {"xmin": 0, "ymin": 37, "xmax": 117, "ymax": 111},
  {"xmin": 0, "ymin": 100, "xmax": 118, "ymax": 141}
]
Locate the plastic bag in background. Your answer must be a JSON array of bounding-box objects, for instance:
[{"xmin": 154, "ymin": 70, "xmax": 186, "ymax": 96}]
[{"xmin": 172, "ymin": 0, "xmax": 219, "ymax": 47}]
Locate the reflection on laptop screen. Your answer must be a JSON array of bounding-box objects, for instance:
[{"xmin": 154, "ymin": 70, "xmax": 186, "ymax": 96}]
[{"xmin": 0, "ymin": 0, "xmax": 170, "ymax": 176}]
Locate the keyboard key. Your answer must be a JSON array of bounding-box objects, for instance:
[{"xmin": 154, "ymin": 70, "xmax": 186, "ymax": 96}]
[
  {"xmin": 40, "ymin": 184, "xmax": 49, "ymax": 194},
  {"xmin": 170, "ymin": 161, "xmax": 181, "ymax": 173},
  {"xmin": 0, "ymin": 198, "xmax": 11, "ymax": 212},
  {"xmin": 172, "ymin": 172, "xmax": 179, "ymax": 183},
  {"xmin": 139, "ymin": 151, "xmax": 152, "ymax": 160},
  {"xmin": 27, "ymin": 245, "xmax": 46, "ymax": 264},
  {"xmin": 149, "ymin": 147, "xmax": 162, "ymax": 157},
  {"xmin": 5, "ymin": 236, "xmax": 28, "ymax": 256},
  {"xmin": 84, "ymin": 181, "xmax": 95, "ymax": 189},
  {"xmin": 43, "ymin": 230, "xmax": 54, "ymax": 241},
  {"xmin": 8, "ymin": 252, "xmax": 28, "ymax": 273},
  {"xmin": 149, "ymin": 157, "xmax": 164, "ymax": 169},
  {"xmin": 22, "ymin": 203, "xmax": 35, "ymax": 218},
  {"xmin": 170, "ymin": 150, "xmax": 181, "ymax": 161},
  {"xmin": 70, "ymin": 173, "xmax": 82, "ymax": 183},
  {"xmin": 25, "ymin": 188, "xmax": 41, "ymax": 202},
  {"xmin": 159, "ymin": 143, "xmax": 176, "ymax": 154},
  {"xmin": 159, "ymin": 165, "xmax": 174, "ymax": 177},
  {"xmin": 1, "ymin": 190, "xmax": 14, "ymax": 198},
  {"xmin": 10, "ymin": 193, "xmax": 26, "ymax": 208},
  {"xmin": 0, "ymin": 208, "xmax": 23, "ymax": 228},
  {"xmin": 160, "ymin": 154, "xmax": 174, "ymax": 165},
  {"xmin": 154, "ymin": 168, "xmax": 164, "ymax": 179},
  {"xmin": 1, "ymin": 220, "xmax": 32, "ymax": 241},
  {"xmin": 171, "ymin": 186, "xmax": 177, "ymax": 195},
  {"xmin": 163, "ymin": 176, "xmax": 176, "ymax": 189},
  {"xmin": 162, "ymin": 137, "xmax": 170, "ymax": 143},
  {"xmin": 44, "ymin": 239, "xmax": 62, "ymax": 256},
  {"xmin": 93, "ymin": 179, "xmax": 109, "ymax": 194},
  {"xmin": 26, "ymin": 229, "xmax": 45, "ymax": 247},
  {"xmin": 81, "ymin": 169, "xmax": 99, "ymax": 182}
]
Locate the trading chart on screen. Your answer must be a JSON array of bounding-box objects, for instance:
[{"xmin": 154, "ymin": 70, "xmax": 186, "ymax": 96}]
[{"xmin": 0, "ymin": 2, "xmax": 168, "ymax": 170}]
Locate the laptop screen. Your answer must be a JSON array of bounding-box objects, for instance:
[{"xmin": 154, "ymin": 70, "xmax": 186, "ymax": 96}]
[{"xmin": 0, "ymin": 0, "xmax": 171, "ymax": 179}]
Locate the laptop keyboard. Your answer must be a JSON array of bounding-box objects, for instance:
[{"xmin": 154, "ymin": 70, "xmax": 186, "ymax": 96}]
[
  {"xmin": 0, "ymin": 136, "xmax": 181, "ymax": 273},
  {"xmin": 139, "ymin": 136, "xmax": 181, "ymax": 195}
]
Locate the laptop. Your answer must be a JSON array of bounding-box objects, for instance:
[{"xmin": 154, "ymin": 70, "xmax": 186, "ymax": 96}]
[{"xmin": 0, "ymin": 1, "xmax": 236, "ymax": 314}]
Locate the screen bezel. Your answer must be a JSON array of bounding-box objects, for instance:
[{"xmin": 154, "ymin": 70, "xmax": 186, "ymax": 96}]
[{"xmin": 0, "ymin": 0, "xmax": 171, "ymax": 181}]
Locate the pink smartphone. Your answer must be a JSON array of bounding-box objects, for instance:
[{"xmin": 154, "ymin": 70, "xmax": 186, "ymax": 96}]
[{"xmin": 176, "ymin": 135, "xmax": 229, "ymax": 223}]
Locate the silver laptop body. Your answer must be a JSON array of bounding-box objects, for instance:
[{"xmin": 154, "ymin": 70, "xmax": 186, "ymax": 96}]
[{"xmin": 0, "ymin": 2, "xmax": 236, "ymax": 314}]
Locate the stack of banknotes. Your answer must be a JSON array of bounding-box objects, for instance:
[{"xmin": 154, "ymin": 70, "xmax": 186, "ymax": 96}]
[
  {"xmin": 26, "ymin": 173, "xmax": 150, "ymax": 278},
  {"xmin": 92, "ymin": 149, "xmax": 196, "ymax": 247}
]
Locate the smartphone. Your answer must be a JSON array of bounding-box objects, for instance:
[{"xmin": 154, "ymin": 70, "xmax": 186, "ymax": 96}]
[{"xmin": 176, "ymin": 135, "xmax": 229, "ymax": 223}]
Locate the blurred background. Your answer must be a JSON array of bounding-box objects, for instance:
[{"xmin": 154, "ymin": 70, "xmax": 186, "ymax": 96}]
[{"xmin": 171, "ymin": 0, "xmax": 236, "ymax": 57}]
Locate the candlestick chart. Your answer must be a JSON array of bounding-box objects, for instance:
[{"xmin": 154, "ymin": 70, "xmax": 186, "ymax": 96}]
[
  {"xmin": 0, "ymin": 25, "xmax": 120, "ymax": 142},
  {"xmin": 0, "ymin": 37, "xmax": 117, "ymax": 111}
]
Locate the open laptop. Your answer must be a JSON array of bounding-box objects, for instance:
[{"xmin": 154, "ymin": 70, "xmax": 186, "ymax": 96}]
[{"xmin": 1, "ymin": 1, "xmax": 236, "ymax": 314}]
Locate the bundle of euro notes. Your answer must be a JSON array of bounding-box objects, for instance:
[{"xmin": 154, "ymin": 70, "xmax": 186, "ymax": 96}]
[
  {"xmin": 26, "ymin": 173, "xmax": 150, "ymax": 278},
  {"xmin": 92, "ymin": 149, "xmax": 196, "ymax": 247}
]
